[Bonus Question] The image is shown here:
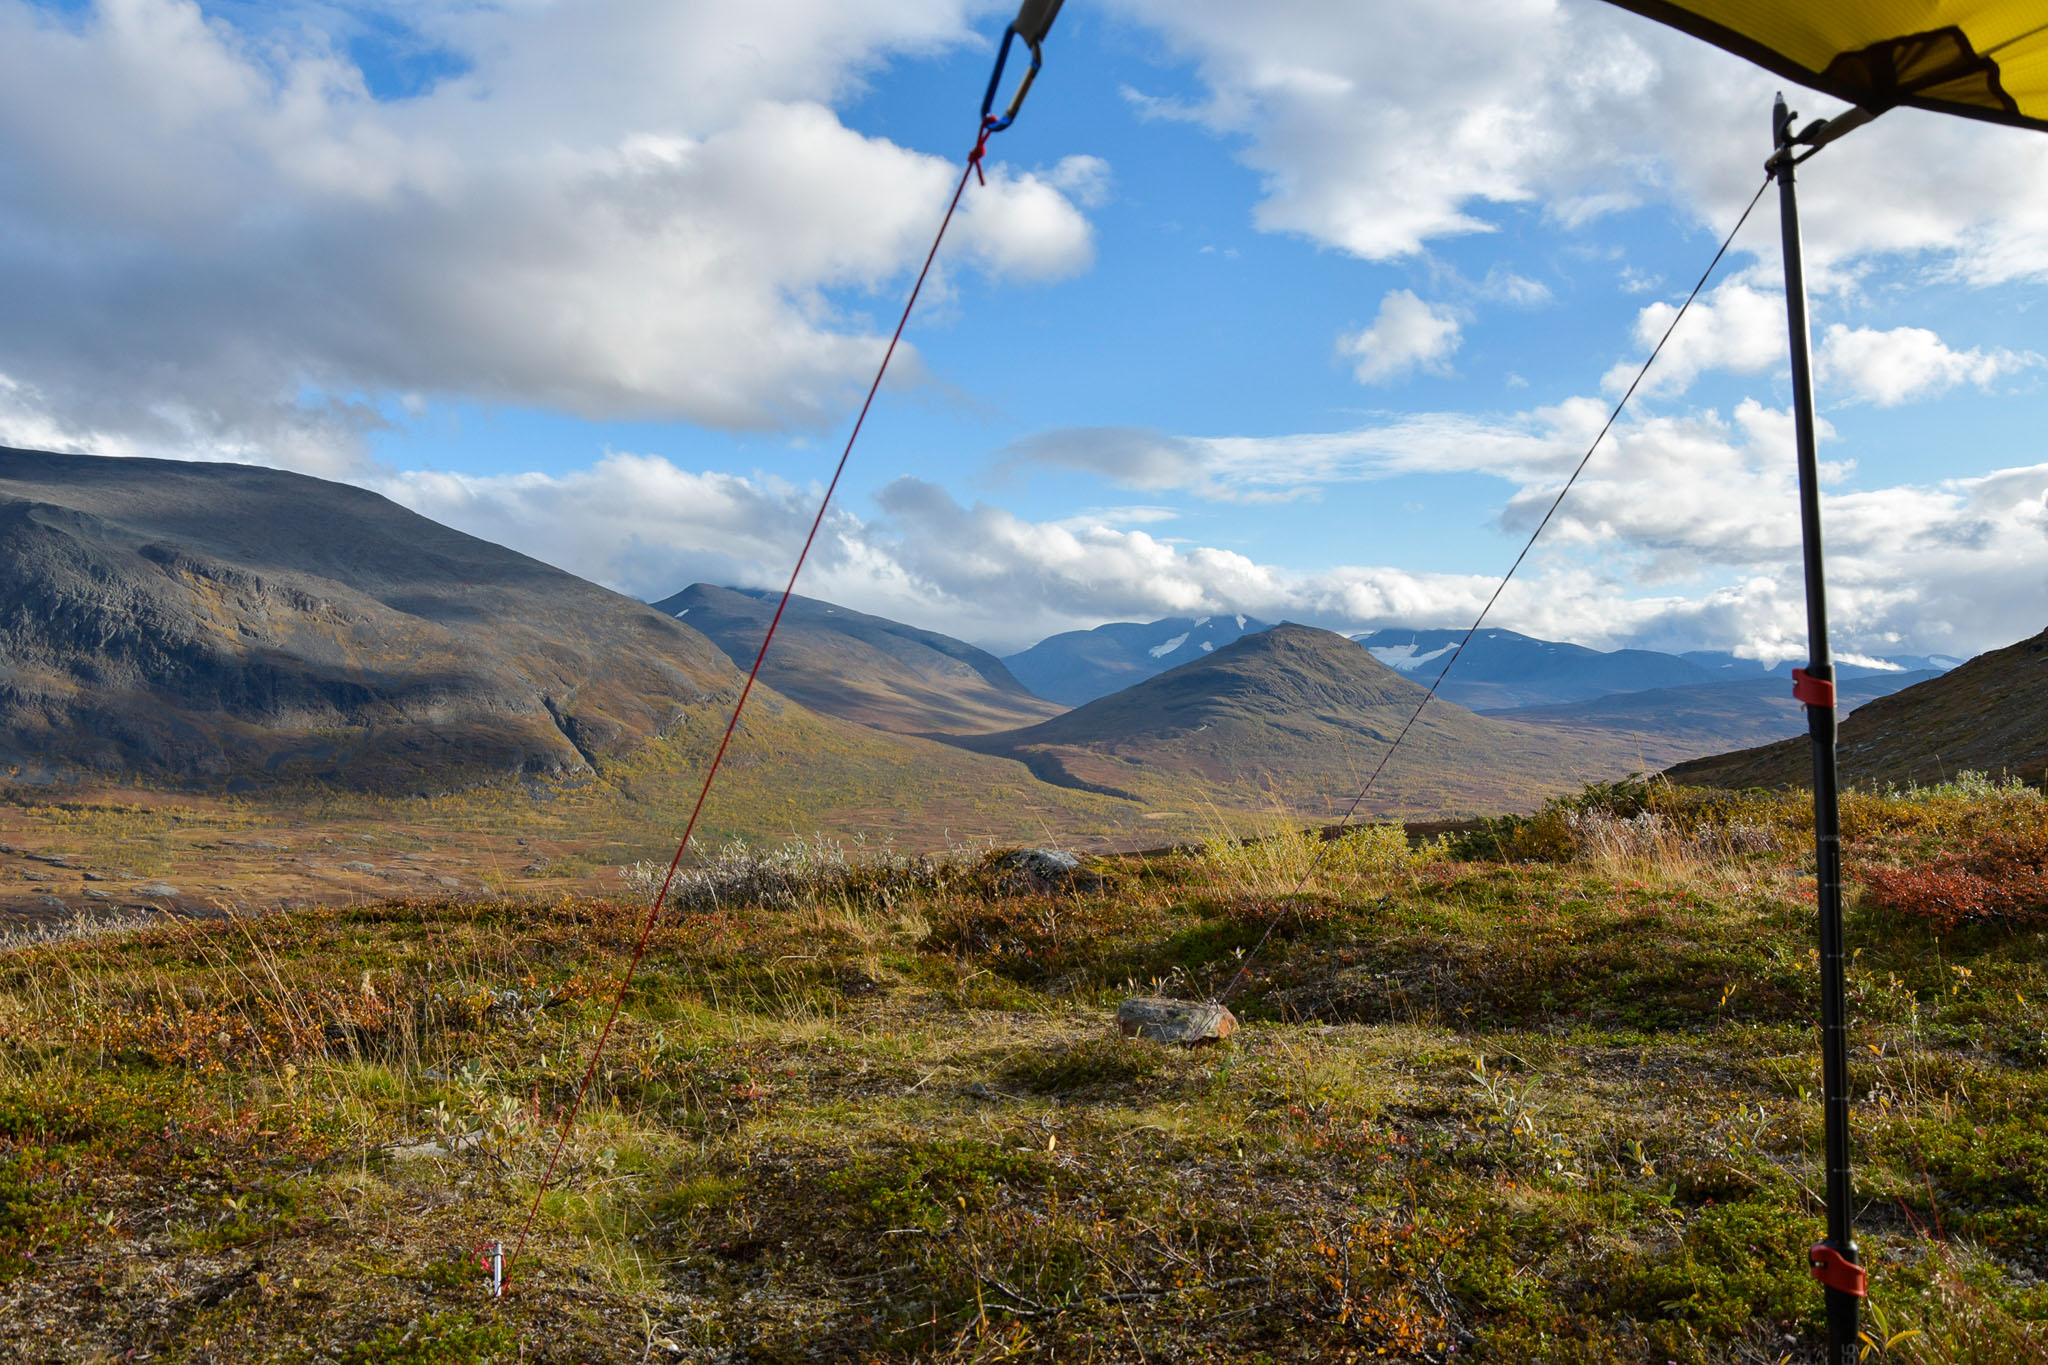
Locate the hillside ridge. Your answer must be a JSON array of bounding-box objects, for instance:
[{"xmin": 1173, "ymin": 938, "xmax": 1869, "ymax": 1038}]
[
  {"xmin": 1666, "ymin": 627, "xmax": 2048, "ymax": 789},
  {"xmin": 966, "ymin": 623, "xmax": 1656, "ymax": 818},
  {"xmin": 652, "ymin": 583, "xmax": 1062, "ymax": 735},
  {"xmin": 0, "ymin": 448, "xmax": 743, "ymax": 789}
]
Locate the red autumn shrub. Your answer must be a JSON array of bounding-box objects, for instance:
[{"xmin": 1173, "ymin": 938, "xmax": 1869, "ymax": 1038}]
[
  {"xmin": 1861, "ymin": 866, "xmax": 1993, "ymax": 932},
  {"xmin": 1860, "ymin": 824, "xmax": 2048, "ymax": 931}
]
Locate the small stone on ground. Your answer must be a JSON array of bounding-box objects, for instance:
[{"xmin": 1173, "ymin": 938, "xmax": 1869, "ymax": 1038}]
[
  {"xmin": 1117, "ymin": 996, "xmax": 1238, "ymax": 1046},
  {"xmin": 993, "ymin": 848, "xmax": 1101, "ymax": 894}
]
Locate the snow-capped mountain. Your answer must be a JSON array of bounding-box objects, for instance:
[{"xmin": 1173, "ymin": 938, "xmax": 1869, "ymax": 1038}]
[
  {"xmin": 1003, "ymin": 615, "xmax": 1962, "ymax": 713},
  {"xmin": 1352, "ymin": 628, "xmax": 1711, "ymax": 709},
  {"xmin": 1002, "ymin": 614, "xmax": 1276, "ymax": 706},
  {"xmin": 1680, "ymin": 649, "xmax": 1967, "ymax": 680},
  {"xmin": 1355, "ymin": 628, "xmax": 1959, "ymax": 710}
]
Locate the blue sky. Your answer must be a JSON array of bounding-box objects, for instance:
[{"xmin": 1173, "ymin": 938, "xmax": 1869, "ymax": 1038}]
[{"xmin": 1, "ymin": 1, "xmax": 2044, "ymax": 661}]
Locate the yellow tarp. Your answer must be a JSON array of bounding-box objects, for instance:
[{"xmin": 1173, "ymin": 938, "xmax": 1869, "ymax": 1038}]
[{"xmin": 1604, "ymin": 2, "xmax": 2048, "ymax": 132}]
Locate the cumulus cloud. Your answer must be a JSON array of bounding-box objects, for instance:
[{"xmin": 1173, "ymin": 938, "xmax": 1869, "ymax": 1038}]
[
  {"xmin": 1597, "ymin": 282, "xmax": 2044, "ymax": 405},
  {"xmin": 1109, "ymin": 0, "xmax": 1665, "ymax": 260},
  {"xmin": 1602, "ymin": 280, "xmax": 1785, "ymax": 397},
  {"xmin": 1339, "ymin": 290, "xmax": 1462, "ymax": 384},
  {"xmin": 1105, "ymin": 0, "xmax": 2048, "ymax": 285},
  {"xmin": 0, "ymin": 0, "xmax": 1104, "ymax": 472},
  {"xmin": 1817, "ymin": 325, "xmax": 2040, "ymax": 406},
  {"xmin": 997, "ymin": 408, "xmax": 1582, "ymax": 502},
  {"xmin": 376, "ymin": 433, "xmax": 2048, "ymax": 664}
]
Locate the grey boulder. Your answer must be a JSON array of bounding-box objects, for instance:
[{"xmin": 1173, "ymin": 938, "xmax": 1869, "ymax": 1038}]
[{"xmin": 1116, "ymin": 996, "xmax": 1238, "ymax": 1046}]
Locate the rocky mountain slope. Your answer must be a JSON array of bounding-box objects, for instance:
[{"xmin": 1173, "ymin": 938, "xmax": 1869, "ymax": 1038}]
[
  {"xmin": 0, "ymin": 449, "xmax": 751, "ymax": 790},
  {"xmin": 1666, "ymin": 628, "xmax": 2048, "ymax": 789},
  {"xmin": 964, "ymin": 624, "xmax": 1653, "ymax": 817},
  {"xmin": 652, "ymin": 583, "xmax": 1062, "ymax": 735}
]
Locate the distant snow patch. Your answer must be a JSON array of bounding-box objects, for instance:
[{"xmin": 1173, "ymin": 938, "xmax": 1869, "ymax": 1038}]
[
  {"xmin": 1201, "ymin": 642, "xmax": 1214, "ymax": 653},
  {"xmin": 1195, "ymin": 616, "xmax": 1211, "ymax": 627},
  {"xmin": 1149, "ymin": 633, "xmax": 1190, "ymax": 658},
  {"xmin": 674, "ymin": 609, "xmax": 690, "ymax": 617},
  {"xmin": 1368, "ymin": 643, "xmax": 1455, "ymax": 671},
  {"xmin": 1235, "ymin": 615, "xmax": 1246, "ymax": 629}
]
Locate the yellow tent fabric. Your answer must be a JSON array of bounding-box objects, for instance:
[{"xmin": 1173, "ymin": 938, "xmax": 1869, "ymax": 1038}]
[{"xmin": 1603, "ymin": 2, "xmax": 2048, "ymax": 132}]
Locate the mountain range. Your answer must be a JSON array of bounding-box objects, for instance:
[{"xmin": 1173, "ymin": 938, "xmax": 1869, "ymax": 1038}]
[
  {"xmin": 1353, "ymin": 627, "xmax": 1712, "ymax": 709},
  {"xmin": 1001, "ymin": 616, "xmax": 1949, "ymax": 716},
  {"xmin": 1504, "ymin": 670, "xmax": 1942, "ymax": 766},
  {"xmin": 1003, "ymin": 614, "xmax": 1277, "ymax": 705},
  {"xmin": 962, "ymin": 624, "xmax": 1654, "ymax": 816},
  {"xmin": 0, "ymin": 450, "xmax": 1082, "ymax": 841},
  {"xmin": 1, "ymin": 446, "xmax": 2023, "ymax": 836},
  {"xmin": 1352, "ymin": 626, "xmax": 1950, "ymax": 711},
  {"xmin": 651, "ymin": 583, "xmax": 1060, "ymax": 735},
  {"xmin": 662, "ymin": 590, "xmax": 1954, "ymax": 804},
  {"xmin": 624, "ymin": 580, "xmax": 1980, "ymax": 794}
]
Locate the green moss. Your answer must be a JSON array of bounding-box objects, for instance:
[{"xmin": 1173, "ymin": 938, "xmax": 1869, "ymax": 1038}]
[
  {"xmin": 822, "ymin": 1138, "xmax": 1052, "ymax": 1232},
  {"xmin": 1615, "ymin": 1199, "xmax": 1818, "ymax": 1337},
  {"xmin": 0, "ymin": 1146, "xmax": 85, "ymax": 1282},
  {"xmin": 337, "ymin": 1311, "xmax": 513, "ymax": 1364},
  {"xmin": 1002, "ymin": 1035, "xmax": 1164, "ymax": 1095}
]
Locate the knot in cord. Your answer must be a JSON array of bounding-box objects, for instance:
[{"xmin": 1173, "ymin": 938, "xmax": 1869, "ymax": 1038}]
[{"xmin": 969, "ymin": 117, "xmax": 998, "ymax": 185}]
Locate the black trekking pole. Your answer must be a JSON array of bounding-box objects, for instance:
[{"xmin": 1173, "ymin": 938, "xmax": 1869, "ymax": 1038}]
[{"xmin": 1770, "ymin": 91, "xmax": 1864, "ymax": 1365}]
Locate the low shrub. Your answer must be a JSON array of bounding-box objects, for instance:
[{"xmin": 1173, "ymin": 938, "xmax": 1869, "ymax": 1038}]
[
  {"xmin": 1200, "ymin": 822, "xmax": 1438, "ymax": 887},
  {"xmin": 620, "ymin": 833, "xmax": 949, "ymax": 911},
  {"xmin": 1861, "ymin": 824, "xmax": 2048, "ymax": 931},
  {"xmin": 1447, "ymin": 779, "xmax": 1799, "ymax": 865}
]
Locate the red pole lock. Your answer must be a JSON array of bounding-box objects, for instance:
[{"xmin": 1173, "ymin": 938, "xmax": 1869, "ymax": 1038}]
[
  {"xmin": 1791, "ymin": 666, "xmax": 1836, "ymax": 708},
  {"xmin": 1808, "ymin": 1244, "xmax": 1866, "ymax": 1296}
]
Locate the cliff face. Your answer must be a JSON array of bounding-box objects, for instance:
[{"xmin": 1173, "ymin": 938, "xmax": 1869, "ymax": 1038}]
[{"xmin": 0, "ymin": 448, "xmax": 742, "ymax": 791}]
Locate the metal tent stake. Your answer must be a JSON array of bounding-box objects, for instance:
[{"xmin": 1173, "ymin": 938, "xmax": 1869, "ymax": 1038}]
[
  {"xmin": 481, "ymin": 1239, "xmax": 504, "ymax": 1299},
  {"xmin": 1770, "ymin": 91, "xmax": 1863, "ymax": 1365}
]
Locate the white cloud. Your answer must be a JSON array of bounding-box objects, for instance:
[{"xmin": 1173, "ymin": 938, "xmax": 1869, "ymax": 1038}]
[
  {"xmin": 375, "ymin": 433, "xmax": 2048, "ymax": 664},
  {"xmin": 1339, "ymin": 290, "xmax": 1462, "ymax": 384},
  {"xmin": 1472, "ymin": 266, "xmax": 1552, "ymax": 306},
  {"xmin": 1044, "ymin": 154, "xmax": 1115, "ymax": 208},
  {"xmin": 1598, "ymin": 283, "xmax": 2044, "ymax": 405},
  {"xmin": 1601, "ymin": 279, "xmax": 1784, "ymax": 397},
  {"xmin": 1108, "ymin": 0, "xmax": 1665, "ymax": 261},
  {"xmin": 0, "ymin": 0, "xmax": 1104, "ymax": 472},
  {"xmin": 1817, "ymin": 325, "xmax": 2040, "ymax": 406},
  {"xmin": 997, "ymin": 406, "xmax": 1583, "ymax": 502},
  {"xmin": 1106, "ymin": 0, "xmax": 2048, "ymax": 286}
]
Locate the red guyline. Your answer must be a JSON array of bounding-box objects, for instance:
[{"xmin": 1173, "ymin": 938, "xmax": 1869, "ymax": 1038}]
[{"xmin": 504, "ymin": 141, "xmax": 987, "ymax": 1284}]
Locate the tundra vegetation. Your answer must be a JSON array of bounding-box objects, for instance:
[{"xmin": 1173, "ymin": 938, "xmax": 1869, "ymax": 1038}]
[{"xmin": 0, "ymin": 775, "xmax": 2042, "ymax": 1363}]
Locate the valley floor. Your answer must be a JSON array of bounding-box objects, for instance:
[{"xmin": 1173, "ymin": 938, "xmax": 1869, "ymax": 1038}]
[{"xmin": 0, "ymin": 780, "xmax": 2042, "ymax": 1363}]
